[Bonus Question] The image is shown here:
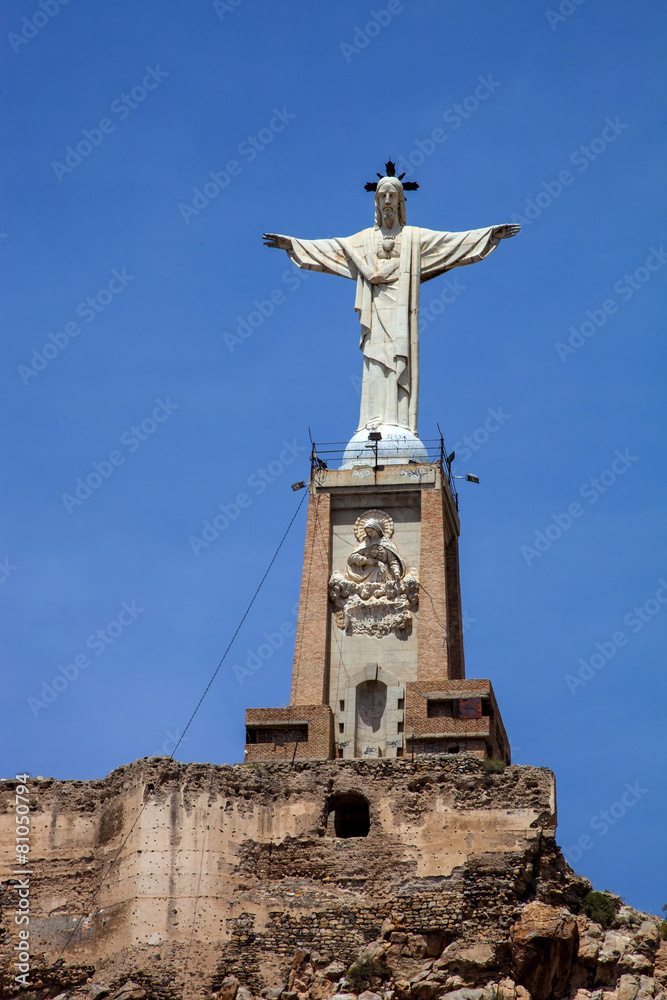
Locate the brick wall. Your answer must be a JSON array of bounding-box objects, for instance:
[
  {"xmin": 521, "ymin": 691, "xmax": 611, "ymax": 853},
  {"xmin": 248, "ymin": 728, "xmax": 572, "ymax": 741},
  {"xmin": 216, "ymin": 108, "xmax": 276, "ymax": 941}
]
[
  {"xmin": 245, "ymin": 705, "xmax": 333, "ymax": 760},
  {"xmin": 291, "ymin": 492, "xmax": 331, "ymax": 706},
  {"xmin": 404, "ymin": 736, "xmax": 489, "ymax": 758},
  {"xmin": 404, "ymin": 679, "xmax": 510, "ymax": 762},
  {"xmin": 417, "ymin": 488, "xmax": 450, "ymax": 682},
  {"xmin": 445, "ymin": 534, "xmax": 465, "ymax": 679}
]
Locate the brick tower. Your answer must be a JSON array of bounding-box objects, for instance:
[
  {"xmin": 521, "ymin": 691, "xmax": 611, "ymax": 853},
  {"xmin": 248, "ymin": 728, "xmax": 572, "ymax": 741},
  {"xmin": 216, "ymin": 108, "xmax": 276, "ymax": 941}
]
[{"xmin": 244, "ymin": 449, "xmax": 510, "ymax": 764}]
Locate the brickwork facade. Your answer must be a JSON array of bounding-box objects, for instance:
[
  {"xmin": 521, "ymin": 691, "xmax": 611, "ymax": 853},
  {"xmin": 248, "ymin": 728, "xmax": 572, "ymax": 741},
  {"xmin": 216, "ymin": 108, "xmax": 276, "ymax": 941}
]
[
  {"xmin": 418, "ymin": 488, "xmax": 454, "ymax": 683},
  {"xmin": 405, "ymin": 679, "xmax": 510, "ymax": 762},
  {"xmin": 245, "ymin": 706, "xmax": 333, "ymax": 761},
  {"xmin": 244, "ymin": 463, "xmax": 508, "ymax": 762},
  {"xmin": 445, "ymin": 533, "xmax": 465, "ymax": 680},
  {"xmin": 290, "ymin": 492, "xmax": 331, "ymax": 706}
]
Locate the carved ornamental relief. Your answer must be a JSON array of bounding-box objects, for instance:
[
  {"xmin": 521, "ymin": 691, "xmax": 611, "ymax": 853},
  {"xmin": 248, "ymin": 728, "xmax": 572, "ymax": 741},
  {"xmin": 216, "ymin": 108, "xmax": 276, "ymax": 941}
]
[{"xmin": 328, "ymin": 509, "xmax": 419, "ymax": 637}]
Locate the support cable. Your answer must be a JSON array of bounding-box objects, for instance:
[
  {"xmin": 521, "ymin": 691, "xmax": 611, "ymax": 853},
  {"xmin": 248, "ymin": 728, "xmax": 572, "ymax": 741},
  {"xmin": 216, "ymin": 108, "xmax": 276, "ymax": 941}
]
[
  {"xmin": 170, "ymin": 489, "xmax": 308, "ymax": 760},
  {"xmin": 53, "ymin": 490, "xmax": 308, "ymax": 965},
  {"xmin": 54, "ymin": 791, "xmax": 152, "ymax": 962}
]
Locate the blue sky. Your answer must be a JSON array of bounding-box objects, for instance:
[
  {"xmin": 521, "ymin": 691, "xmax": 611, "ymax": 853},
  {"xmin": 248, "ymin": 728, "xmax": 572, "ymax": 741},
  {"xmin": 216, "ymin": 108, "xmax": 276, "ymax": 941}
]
[{"xmin": 2, "ymin": 0, "xmax": 665, "ymax": 916}]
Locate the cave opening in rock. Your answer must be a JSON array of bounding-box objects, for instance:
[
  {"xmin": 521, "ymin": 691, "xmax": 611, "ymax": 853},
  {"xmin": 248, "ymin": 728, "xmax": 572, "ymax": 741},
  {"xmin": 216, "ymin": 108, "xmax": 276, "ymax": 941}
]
[{"xmin": 326, "ymin": 792, "xmax": 370, "ymax": 838}]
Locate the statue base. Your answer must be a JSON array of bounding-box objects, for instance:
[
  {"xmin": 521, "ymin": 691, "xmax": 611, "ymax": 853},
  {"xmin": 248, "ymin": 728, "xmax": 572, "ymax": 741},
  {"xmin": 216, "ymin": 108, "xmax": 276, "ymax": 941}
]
[
  {"xmin": 340, "ymin": 424, "xmax": 429, "ymax": 469},
  {"xmin": 244, "ymin": 459, "xmax": 511, "ymax": 764}
]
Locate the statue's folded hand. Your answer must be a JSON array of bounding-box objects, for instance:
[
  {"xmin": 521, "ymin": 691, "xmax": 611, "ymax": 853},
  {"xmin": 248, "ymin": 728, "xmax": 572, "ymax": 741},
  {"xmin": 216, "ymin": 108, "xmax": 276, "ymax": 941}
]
[{"xmin": 369, "ymin": 271, "xmax": 399, "ymax": 285}]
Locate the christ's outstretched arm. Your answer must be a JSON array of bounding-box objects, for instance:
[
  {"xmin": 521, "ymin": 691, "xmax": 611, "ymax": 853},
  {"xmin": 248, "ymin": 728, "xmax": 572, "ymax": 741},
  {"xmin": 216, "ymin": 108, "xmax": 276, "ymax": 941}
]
[{"xmin": 262, "ymin": 232, "xmax": 357, "ymax": 280}]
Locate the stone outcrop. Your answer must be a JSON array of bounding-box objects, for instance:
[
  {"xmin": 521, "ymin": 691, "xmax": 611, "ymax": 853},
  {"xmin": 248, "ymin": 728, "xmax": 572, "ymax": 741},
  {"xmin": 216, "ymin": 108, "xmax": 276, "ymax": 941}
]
[
  {"xmin": 7, "ymin": 902, "xmax": 662, "ymax": 1000},
  {"xmin": 510, "ymin": 903, "xmax": 579, "ymax": 1000},
  {"xmin": 0, "ymin": 757, "xmax": 664, "ymax": 1000}
]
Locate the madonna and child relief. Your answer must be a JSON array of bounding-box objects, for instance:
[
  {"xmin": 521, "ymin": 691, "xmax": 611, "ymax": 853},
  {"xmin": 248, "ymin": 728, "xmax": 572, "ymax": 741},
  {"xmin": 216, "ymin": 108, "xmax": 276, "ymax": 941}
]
[{"xmin": 328, "ymin": 509, "xmax": 419, "ymax": 638}]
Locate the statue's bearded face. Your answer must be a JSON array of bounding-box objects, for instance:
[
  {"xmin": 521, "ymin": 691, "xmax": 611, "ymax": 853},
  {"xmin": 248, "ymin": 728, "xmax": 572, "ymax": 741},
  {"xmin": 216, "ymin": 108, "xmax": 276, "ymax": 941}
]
[{"xmin": 377, "ymin": 183, "xmax": 400, "ymax": 226}]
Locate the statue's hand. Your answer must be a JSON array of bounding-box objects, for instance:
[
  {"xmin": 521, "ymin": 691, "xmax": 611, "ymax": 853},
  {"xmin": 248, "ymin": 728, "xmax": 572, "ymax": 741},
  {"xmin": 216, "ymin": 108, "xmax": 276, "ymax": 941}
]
[
  {"xmin": 492, "ymin": 224, "xmax": 521, "ymax": 240},
  {"xmin": 262, "ymin": 233, "xmax": 292, "ymax": 250},
  {"xmin": 369, "ymin": 271, "xmax": 399, "ymax": 285}
]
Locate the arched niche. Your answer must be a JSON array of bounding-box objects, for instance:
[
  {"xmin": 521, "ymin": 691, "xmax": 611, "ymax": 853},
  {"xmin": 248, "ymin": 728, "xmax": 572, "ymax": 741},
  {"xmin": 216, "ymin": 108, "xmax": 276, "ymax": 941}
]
[{"xmin": 325, "ymin": 791, "xmax": 370, "ymax": 838}]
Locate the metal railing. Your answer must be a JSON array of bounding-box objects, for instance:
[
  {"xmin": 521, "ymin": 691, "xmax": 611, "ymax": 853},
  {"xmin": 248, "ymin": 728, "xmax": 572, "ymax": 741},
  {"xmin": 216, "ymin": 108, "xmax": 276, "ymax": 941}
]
[{"xmin": 309, "ymin": 429, "xmax": 460, "ymax": 508}]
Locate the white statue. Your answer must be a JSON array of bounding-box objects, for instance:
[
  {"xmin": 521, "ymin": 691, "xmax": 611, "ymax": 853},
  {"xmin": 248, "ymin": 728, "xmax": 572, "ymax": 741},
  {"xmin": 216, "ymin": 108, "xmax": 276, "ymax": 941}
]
[{"xmin": 263, "ymin": 168, "xmax": 519, "ymax": 442}]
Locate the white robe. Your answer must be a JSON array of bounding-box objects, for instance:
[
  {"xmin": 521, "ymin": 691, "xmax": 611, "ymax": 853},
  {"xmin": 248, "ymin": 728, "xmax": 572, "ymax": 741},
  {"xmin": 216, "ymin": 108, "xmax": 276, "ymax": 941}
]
[{"xmin": 287, "ymin": 225, "xmax": 498, "ymax": 433}]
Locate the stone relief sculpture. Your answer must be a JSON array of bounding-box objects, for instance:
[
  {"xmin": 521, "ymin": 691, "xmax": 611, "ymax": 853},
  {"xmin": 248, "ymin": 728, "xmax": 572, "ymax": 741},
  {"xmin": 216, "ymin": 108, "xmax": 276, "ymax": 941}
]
[
  {"xmin": 347, "ymin": 512, "xmax": 404, "ymax": 584},
  {"xmin": 328, "ymin": 509, "xmax": 419, "ymax": 637}
]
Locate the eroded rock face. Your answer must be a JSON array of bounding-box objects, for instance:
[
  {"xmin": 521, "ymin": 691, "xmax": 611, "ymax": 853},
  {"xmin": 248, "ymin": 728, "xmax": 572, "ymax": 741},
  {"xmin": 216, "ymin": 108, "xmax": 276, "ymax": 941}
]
[
  {"xmin": 9, "ymin": 926, "xmax": 664, "ymax": 1000},
  {"xmin": 0, "ymin": 759, "xmax": 664, "ymax": 1000},
  {"xmin": 510, "ymin": 902, "xmax": 579, "ymax": 1000},
  {"xmin": 655, "ymin": 940, "xmax": 667, "ymax": 988}
]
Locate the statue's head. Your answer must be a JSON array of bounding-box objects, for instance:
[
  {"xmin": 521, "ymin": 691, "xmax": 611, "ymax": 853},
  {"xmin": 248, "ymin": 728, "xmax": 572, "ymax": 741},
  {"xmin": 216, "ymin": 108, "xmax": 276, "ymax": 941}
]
[
  {"xmin": 374, "ymin": 176, "xmax": 406, "ymax": 229},
  {"xmin": 363, "ymin": 518, "xmax": 384, "ymax": 540}
]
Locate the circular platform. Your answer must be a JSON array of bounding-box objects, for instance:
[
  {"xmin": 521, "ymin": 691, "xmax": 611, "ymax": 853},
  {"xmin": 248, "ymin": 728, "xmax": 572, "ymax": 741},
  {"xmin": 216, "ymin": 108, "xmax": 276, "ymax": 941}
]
[{"xmin": 340, "ymin": 424, "xmax": 429, "ymax": 469}]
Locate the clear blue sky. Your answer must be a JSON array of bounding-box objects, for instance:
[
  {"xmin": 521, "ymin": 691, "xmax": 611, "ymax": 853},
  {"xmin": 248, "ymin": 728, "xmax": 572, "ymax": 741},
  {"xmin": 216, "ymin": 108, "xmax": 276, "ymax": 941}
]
[{"xmin": 2, "ymin": 0, "xmax": 665, "ymax": 916}]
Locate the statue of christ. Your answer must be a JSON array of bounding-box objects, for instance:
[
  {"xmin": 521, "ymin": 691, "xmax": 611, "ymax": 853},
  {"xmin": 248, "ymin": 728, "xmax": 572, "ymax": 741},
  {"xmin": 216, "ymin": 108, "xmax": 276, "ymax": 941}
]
[{"xmin": 263, "ymin": 168, "xmax": 519, "ymax": 437}]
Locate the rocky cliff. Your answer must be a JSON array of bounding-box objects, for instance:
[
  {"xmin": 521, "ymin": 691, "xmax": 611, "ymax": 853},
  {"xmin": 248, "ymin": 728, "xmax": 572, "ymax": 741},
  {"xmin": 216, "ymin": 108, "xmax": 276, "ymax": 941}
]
[{"xmin": 1, "ymin": 756, "xmax": 664, "ymax": 1000}]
